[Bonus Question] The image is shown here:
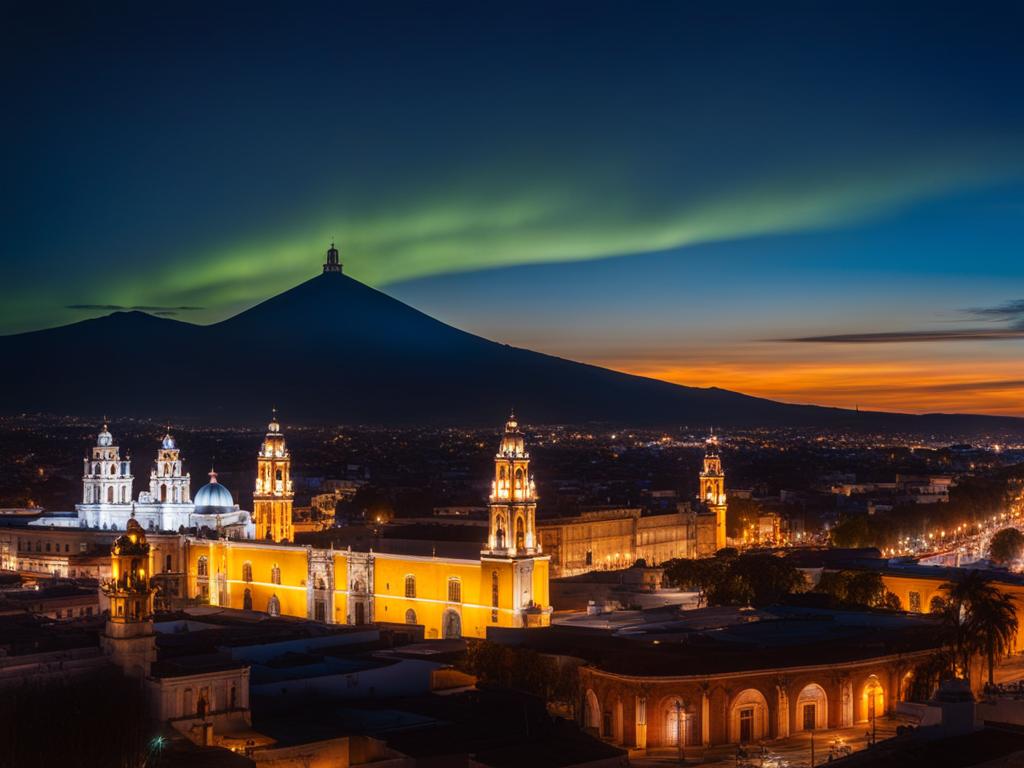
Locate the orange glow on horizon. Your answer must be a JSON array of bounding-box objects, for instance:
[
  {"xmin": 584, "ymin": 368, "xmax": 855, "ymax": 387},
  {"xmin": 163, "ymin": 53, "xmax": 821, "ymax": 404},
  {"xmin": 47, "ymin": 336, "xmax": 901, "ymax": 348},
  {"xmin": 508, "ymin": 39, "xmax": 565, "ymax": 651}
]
[{"xmin": 601, "ymin": 357, "xmax": 1024, "ymax": 416}]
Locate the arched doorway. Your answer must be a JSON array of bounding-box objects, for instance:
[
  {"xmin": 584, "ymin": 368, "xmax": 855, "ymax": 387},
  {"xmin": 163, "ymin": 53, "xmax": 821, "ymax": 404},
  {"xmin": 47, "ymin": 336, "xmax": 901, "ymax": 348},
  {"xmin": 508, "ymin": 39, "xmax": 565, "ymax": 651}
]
[
  {"xmin": 729, "ymin": 689, "xmax": 769, "ymax": 744},
  {"xmin": 794, "ymin": 684, "xmax": 828, "ymax": 731},
  {"xmin": 584, "ymin": 689, "xmax": 601, "ymax": 732},
  {"xmin": 242, "ymin": 588, "xmax": 253, "ymax": 610},
  {"xmin": 443, "ymin": 608, "xmax": 461, "ymax": 639},
  {"xmin": 861, "ymin": 676, "xmax": 885, "ymax": 723},
  {"xmin": 664, "ymin": 697, "xmax": 696, "ymax": 747}
]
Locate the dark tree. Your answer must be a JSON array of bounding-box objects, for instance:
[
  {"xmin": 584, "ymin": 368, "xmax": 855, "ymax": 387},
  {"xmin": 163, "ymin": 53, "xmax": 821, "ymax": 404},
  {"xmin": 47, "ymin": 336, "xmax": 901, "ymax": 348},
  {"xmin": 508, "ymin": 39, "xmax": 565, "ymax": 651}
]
[{"xmin": 989, "ymin": 527, "xmax": 1024, "ymax": 565}]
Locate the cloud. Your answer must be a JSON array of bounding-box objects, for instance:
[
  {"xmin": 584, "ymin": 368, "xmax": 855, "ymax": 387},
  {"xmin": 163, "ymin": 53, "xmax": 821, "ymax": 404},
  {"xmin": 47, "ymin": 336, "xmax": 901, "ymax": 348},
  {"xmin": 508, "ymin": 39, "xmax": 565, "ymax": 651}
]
[
  {"xmin": 962, "ymin": 299, "xmax": 1024, "ymax": 327},
  {"xmin": 65, "ymin": 304, "xmax": 203, "ymax": 311},
  {"xmin": 776, "ymin": 329, "xmax": 1024, "ymax": 343}
]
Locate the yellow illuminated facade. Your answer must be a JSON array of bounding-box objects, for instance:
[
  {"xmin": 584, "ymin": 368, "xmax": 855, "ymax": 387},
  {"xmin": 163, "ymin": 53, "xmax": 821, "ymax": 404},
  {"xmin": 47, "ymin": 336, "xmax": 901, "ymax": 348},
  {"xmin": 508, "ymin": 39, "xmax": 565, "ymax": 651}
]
[
  {"xmin": 253, "ymin": 411, "xmax": 294, "ymax": 543},
  {"xmin": 185, "ymin": 415, "xmax": 551, "ymax": 639},
  {"xmin": 698, "ymin": 432, "xmax": 727, "ymax": 552}
]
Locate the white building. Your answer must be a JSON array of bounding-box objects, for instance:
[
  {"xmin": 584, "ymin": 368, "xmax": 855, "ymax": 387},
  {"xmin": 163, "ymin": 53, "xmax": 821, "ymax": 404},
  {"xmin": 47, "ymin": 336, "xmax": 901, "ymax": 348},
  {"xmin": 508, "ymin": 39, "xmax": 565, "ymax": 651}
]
[{"xmin": 32, "ymin": 424, "xmax": 254, "ymax": 539}]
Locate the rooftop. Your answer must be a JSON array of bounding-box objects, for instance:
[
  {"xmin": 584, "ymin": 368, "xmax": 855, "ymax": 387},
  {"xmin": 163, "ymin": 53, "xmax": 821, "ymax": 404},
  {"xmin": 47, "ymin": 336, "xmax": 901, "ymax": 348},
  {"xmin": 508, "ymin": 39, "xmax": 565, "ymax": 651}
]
[{"xmin": 493, "ymin": 604, "xmax": 943, "ymax": 677}]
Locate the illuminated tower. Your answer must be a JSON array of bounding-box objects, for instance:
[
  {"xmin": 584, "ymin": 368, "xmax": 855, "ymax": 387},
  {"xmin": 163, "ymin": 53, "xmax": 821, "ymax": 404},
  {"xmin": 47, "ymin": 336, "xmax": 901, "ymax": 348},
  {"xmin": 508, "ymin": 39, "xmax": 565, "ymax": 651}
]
[
  {"xmin": 486, "ymin": 411, "xmax": 538, "ymax": 556},
  {"xmin": 254, "ymin": 410, "xmax": 294, "ymax": 542},
  {"xmin": 82, "ymin": 422, "xmax": 133, "ymax": 508},
  {"xmin": 322, "ymin": 242, "xmax": 343, "ymax": 274},
  {"xmin": 698, "ymin": 431, "xmax": 727, "ymax": 551},
  {"xmin": 100, "ymin": 514, "xmax": 157, "ymax": 679},
  {"xmin": 149, "ymin": 430, "xmax": 190, "ymax": 505}
]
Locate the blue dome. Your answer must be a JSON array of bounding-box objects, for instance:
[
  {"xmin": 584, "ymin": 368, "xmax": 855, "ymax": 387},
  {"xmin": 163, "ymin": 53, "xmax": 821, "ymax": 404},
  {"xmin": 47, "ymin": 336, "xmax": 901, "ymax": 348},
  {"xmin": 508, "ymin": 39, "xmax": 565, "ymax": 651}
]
[{"xmin": 193, "ymin": 471, "xmax": 234, "ymax": 512}]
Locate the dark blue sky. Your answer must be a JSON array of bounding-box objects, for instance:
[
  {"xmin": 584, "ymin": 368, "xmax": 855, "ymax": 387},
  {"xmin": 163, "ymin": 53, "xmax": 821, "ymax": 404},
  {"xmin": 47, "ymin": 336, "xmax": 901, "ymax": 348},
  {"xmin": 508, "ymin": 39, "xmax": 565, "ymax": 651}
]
[{"xmin": 4, "ymin": 1, "xmax": 1024, "ymax": 413}]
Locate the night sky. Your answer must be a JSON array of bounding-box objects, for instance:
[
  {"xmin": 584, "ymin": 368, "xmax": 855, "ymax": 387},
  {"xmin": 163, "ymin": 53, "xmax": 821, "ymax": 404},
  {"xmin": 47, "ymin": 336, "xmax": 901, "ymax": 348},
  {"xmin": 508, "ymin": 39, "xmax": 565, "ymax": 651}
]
[{"xmin": 5, "ymin": 2, "xmax": 1024, "ymax": 415}]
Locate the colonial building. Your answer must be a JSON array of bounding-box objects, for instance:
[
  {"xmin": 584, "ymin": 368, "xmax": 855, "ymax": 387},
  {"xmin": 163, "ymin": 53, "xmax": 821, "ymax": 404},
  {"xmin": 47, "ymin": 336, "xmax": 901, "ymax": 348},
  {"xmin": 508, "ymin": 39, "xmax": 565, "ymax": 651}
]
[
  {"xmin": 537, "ymin": 433, "xmax": 728, "ymax": 576},
  {"xmin": 537, "ymin": 507, "xmax": 696, "ymax": 578},
  {"xmin": 183, "ymin": 413, "xmax": 552, "ymax": 640},
  {"xmin": 30, "ymin": 425, "xmax": 255, "ymax": 538}
]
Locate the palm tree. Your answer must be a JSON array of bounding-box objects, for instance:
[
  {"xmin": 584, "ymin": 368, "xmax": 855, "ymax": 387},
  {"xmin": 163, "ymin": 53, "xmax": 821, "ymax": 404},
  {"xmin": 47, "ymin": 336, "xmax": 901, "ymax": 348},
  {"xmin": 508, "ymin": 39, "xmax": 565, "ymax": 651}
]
[{"xmin": 940, "ymin": 571, "xmax": 1019, "ymax": 684}]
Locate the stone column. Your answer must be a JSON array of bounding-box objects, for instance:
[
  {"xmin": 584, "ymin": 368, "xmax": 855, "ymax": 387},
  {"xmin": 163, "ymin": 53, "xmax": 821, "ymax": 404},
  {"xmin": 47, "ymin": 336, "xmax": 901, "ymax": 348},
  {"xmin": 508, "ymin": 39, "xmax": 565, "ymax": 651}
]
[
  {"xmin": 701, "ymin": 689, "xmax": 711, "ymax": 746},
  {"xmin": 776, "ymin": 684, "xmax": 790, "ymax": 739}
]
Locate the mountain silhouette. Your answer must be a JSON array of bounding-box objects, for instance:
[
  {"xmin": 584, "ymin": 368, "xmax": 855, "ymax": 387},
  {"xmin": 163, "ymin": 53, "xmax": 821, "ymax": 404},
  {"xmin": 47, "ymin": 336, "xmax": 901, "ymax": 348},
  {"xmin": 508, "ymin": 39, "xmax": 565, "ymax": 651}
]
[{"xmin": 1, "ymin": 270, "xmax": 1021, "ymax": 432}]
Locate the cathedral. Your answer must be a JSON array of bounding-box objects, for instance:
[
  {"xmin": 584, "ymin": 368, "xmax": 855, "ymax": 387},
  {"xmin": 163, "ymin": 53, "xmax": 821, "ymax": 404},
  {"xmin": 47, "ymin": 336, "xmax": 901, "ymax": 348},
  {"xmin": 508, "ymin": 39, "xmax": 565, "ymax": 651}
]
[
  {"xmin": 32, "ymin": 423, "xmax": 255, "ymax": 538},
  {"xmin": 185, "ymin": 413, "xmax": 551, "ymax": 639}
]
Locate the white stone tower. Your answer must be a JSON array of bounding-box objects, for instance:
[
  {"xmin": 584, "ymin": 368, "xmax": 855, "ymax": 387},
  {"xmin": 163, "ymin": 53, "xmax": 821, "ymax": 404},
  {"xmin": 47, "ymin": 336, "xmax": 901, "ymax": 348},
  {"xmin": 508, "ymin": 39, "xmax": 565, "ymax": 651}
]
[
  {"xmin": 149, "ymin": 430, "xmax": 190, "ymax": 505},
  {"xmin": 81, "ymin": 422, "xmax": 134, "ymax": 516}
]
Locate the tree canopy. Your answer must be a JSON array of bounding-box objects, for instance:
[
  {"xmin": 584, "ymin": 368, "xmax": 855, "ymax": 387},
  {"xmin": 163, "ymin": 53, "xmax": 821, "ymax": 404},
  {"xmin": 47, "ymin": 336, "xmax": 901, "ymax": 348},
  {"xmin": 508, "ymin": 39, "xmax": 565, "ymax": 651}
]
[
  {"xmin": 664, "ymin": 551, "xmax": 804, "ymax": 607},
  {"xmin": 989, "ymin": 527, "xmax": 1024, "ymax": 565}
]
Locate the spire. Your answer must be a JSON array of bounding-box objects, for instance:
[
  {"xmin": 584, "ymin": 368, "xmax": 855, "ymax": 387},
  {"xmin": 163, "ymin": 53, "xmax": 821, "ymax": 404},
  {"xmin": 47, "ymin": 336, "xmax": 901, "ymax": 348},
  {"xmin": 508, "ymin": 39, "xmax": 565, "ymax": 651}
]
[
  {"xmin": 268, "ymin": 407, "xmax": 280, "ymax": 433},
  {"xmin": 323, "ymin": 242, "xmax": 343, "ymax": 274},
  {"xmin": 208, "ymin": 466, "xmax": 218, "ymax": 484}
]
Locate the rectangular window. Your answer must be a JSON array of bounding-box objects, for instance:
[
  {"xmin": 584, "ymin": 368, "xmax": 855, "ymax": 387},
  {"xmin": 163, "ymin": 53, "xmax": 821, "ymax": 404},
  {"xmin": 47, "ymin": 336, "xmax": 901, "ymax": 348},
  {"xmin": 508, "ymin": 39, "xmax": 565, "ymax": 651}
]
[
  {"xmin": 80, "ymin": 543, "xmax": 87, "ymax": 553},
  {"xmin": 447, "ymin": 579, "xmax": 461, "ymax": 603}
]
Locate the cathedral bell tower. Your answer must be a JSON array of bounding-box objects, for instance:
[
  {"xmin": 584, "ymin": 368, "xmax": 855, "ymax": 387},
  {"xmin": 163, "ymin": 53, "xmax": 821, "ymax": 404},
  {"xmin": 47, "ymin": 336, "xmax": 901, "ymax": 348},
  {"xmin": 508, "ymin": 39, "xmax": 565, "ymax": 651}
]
[
  {"xmin": 149, "ymin": 430, "xmax": 190, "ymax": 504},
  {"xmin": 82, "ymin": 422, "xmax": 133, "ymax": 508},
  {"xmin": 485, "ymin": 412, "xmax": 538, "ymax": 556},
  {"xmin": 698, "ymin": 431, "xmax": 727, "ymax": 551},
  {"xmin": 100, "ymin": 514, "xmax": 157, "ymax": 679},
  {"xmin": 254, "ymin": 410, "xmax": 294, "ymax": 542}
]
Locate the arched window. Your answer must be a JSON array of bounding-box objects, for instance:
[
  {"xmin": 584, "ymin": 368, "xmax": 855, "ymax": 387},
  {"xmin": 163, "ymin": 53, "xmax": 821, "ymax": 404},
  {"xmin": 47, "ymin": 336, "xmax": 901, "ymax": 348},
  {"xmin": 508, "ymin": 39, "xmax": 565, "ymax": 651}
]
[
  {"xmin": 271, "ymin": 564, "xmax": 281, "ymax": 584},
  {"xmin": 197, "ymin": 556, "xmax": 209, "ymax": 577},
  {"xmin": 120, "ymin": 486, "xmax": 127, "ymax": 502},
  {"xmin": 164, "ymin": 463, "xmax": 170, "ymax": 476},
  {"xmin": 275, "ymin": 468, "xmax": 283, "ymax": 481},
  {"xmin": 404, "ymin": 574, "xmax": 416, "ymax": 598},
  {"xmin": 447, "ymin": 577, "xmax": 462, "ymax": 604},
  {"xmin": 515, "ymin": 516, "xmax": 525, "ymax": 550},
  {"xmin": 109, "ymin": 463, "xmax": 117, "ymax": 476},
  {"xmin": 405, "ymin": 608, "xmax": 417, "ymax": 625},
  {"xmin": 514, "ymin": 467, "xmax": 524, "ymax": 491},
  {"xmin": 442, "ymin": 608, "xmax": 461, "ymax": 639},
  {"xmin": 164, "ymin": 554, "xmax": 172, "ymax": 572},
  {"xmin": 160, "ymin": 484, "xmax": 168, "ymax": 502},
  {"xmin": 107, "ymin": 486, "xmax": 114, "ymax": 503},
  {"xmin": 267, "ymin": 594, "xmax": 280, "ymax": 616},
  {"xmin": 243, "ymin": 588, "xmax": 253, "ymax": 611},
  {"xmin": 242, "ymin": 562, "xmax": 253, "ymax": 582}
]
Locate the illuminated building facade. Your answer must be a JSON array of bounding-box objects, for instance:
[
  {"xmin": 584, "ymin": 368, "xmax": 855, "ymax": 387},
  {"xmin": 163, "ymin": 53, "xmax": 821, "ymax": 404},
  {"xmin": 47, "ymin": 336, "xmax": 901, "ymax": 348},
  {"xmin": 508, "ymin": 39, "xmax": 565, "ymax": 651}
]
[
  {"xmin": 538, "ymin": 508, "xmax": 696, "ymax": 577},
  {"xmin": 33, "ymin": 425, "xmax": 254, "ymax": 538},
  {"xmin": 253, "ymin": 411, "xmax": 294, "ymax": 543},
  {"xmin": 184, "ymin": 414, "xmax": 551, "ymax": 639},
  {"xmin": 696, "ymin": 432, "xmax": 728, "ymax": 555},
  {"xmin": 100, "ymin": 514, "xmax": 158, "ymax": 679}
]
